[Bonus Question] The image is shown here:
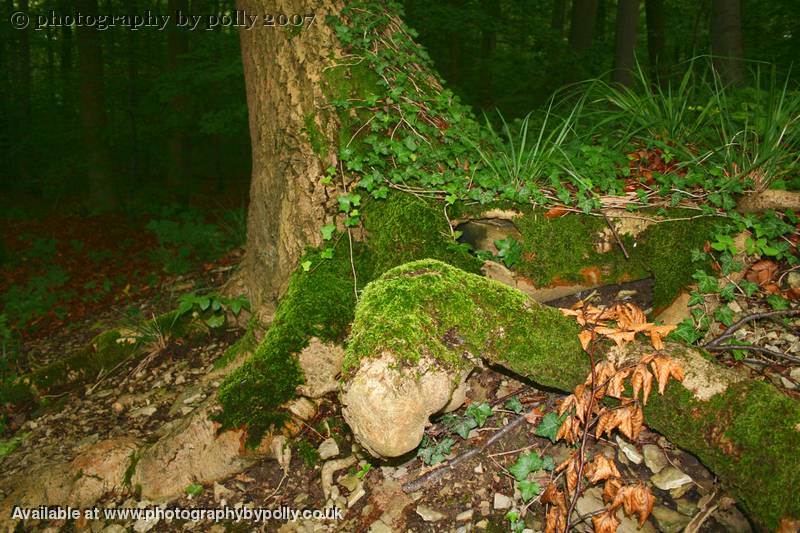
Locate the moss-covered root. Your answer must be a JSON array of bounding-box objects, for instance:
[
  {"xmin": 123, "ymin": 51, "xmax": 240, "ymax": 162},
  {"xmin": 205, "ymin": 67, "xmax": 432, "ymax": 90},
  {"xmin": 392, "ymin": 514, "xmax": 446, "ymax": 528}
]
[{"xmin": 347, "ymin": 259, "xmax": 800, "ymax": 530}]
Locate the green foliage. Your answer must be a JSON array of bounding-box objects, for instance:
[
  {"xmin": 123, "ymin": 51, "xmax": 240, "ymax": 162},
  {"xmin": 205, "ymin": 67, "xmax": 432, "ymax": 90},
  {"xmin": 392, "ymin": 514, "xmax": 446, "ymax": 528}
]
[
  {"xmin": 535, "ymin": 412, "xmax": 567, "ymax": 443},
  {"xmin": 0, "ymin": 432, "xmax": 28, "ymax": 461},
  {"xmin": 441, "ymin": 402, "xmax": 493, "ymax": 439},
  {"xmin": 185, "ymin": 483, "xmax": 204, "ymax": 497},
  {"xmin": 293, "ymin": 439, "xmax": 321, "ymax": 467},
  {"xmin": 417, "ymin": 435, "xmax": 455, "ymax": 465},
  {"xmin": 494, "ymin": 237, "xmax": 522, "ymax": 268},
  {"xmin": 505, "ymin": 396, "xmax": 523, "ymax": 414},
  {"xmin": 176, "ymin": 292, "xmax": 249, "ymax": 329}
]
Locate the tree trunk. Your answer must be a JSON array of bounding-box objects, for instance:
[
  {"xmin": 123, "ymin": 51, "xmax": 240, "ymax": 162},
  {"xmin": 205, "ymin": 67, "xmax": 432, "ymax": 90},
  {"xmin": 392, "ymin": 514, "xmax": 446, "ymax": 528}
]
[
  {"xmin": 167, "ymin": 0, "xmax": 190, "ymax": 190},
  {"xmin": 17, "ymin": 0, "xmax": 31, "ymax": 125},
  {"xmin": 550, "ymin": 0, "xmax": 568, "ymax": 37},
  {"xmin": 235, "ymin": 0, "xmax": 343, "ymax": 315},
  {"xmin": 478, "ymin": 0, "xmax": 499, "ymax": 109},
  {"xmin": 346, "ymin": 259, "xmax": 800, "ymax": 530},
  {"xmin": 711, "ymin": 0, "xmax": 744, "ymax": 85},
  {"xmin": 125, "ymin": 0, "xmax": 140, "ymax": 181},
  {"xmin": 612, "ymin": 0, "xmax": 640, "ymax": 86},
  {"xmin": 645, "ymin": 0, "xmax": 666, "ymax": 80},
  {"xmin": 75, "ymin": 0, "xmax": 117, "ymax": 208},
  {"xmin": 569, "ymin": 0, "xmax": 598, "ymax": 51}
]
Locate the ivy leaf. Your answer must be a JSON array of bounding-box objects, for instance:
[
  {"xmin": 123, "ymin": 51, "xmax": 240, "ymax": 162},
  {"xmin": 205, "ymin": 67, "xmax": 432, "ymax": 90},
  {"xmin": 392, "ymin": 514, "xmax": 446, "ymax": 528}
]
[
  {"xmin": 443, "ymin": 414, "xmax": 478, "ymax": 439},
  {"xmin": 320, "ymin": 224, "xmax": 336, "ymax": 241},
  {"xmin": 301, "ymin": 260, "xmax": 312, "ymax": 272},
  {"xmin": 205, "ymin": 313, "xmax": 225, "ymax": 328},
  {"xmin": 185, "ymin": 483, "xmax": 203, "ymax": 496},
  {"xmin": 518, "ymin": 480, "xmax": 542, "ymax": 502},
  {"xmin": 509, "ymin": 452, "xmax": 544, "ymax": 481},
  {"xmin": 465, "ymin": 402, "xmax": 493, "ymax": 427},
  {"xmin": 505, "ymin": 396, "xmax": 523, "ymax": 414},
  {"xmin": 320, "ymin": 247, "xmax": 334, "ymax": 259},
  {"xmin": 535, "ymin": 412, "xmax": 566, "ymax": 443},
  {"xmin": 714, "ymin": 306, "xmax": 735, "ymax": 327}
]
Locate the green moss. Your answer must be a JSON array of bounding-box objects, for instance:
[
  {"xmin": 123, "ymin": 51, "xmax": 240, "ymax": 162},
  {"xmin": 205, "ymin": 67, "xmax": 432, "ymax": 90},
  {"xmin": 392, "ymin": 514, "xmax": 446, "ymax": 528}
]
[
  {"xmin": 304, "ymin": 113, "xmax": 329, "ymax": 158},
  {"xmin": 213, "ymin": 319, "xmax": 259, "ymax": 370},
  {"xmin": 344, "ymin": 259, "xmax": 586, "ymax": 386},
  {"xmin": 644, "ymin": 378, "xmax": 800, "ymax": 529}
]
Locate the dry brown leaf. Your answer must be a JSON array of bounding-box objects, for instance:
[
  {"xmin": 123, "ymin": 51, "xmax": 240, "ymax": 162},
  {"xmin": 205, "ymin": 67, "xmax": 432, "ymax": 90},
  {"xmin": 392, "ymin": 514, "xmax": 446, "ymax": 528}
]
[
  {"xmin": 648, "ymin": 324, "xmax": 676, "ymax": 350},
  {"xmin": 595, "ymin": 408, "xmax": 618, "ymax": 439},
  {"xmin": 556, "ymin": 415, "xmax": 581, "ymax": 445},
  {"xmin": 556, "ymin": 454, "xmax": 580, "ymax": 493},
  {"xmin": 746, "ymin": 259, "xmax": 779, "ymax": 287},
  {"xmin": 578, "ymin": 329, "xmax": 593, "ymax": 351},
  {"xmin": 777, "ymin": 517, "xmax": 800, "ymax": 533},
  {"xmin": 592, "ymin": 509, "xmax": 621, "ymax": 533},
  {"xmin": 585, "ymin": 454, "xmax": 621, "ymax": 484},
  {"xmin": 650, "ymin": 355, "xmax": 685, "ymax": 394},
  {"xmin": 616, "ymin": 405, "xmax": 645, "ymax": 442},
  {"xmin": 606, "ymin": 368, "xmax": 629, "ymax": 399},
  {"xmin": 603, "ymin": 478, "xmax": 623, "ymax": 504},
  {"xmin": 545, "ymin": 505, "xmax": 567, "ymax": 533},
  {"xmin": 630, "ymin": 364, "xmax": 654, "ymax": 405},
  {"xmin": 622, "ymin": 483, "xmax": 655, "ymax": 527}
]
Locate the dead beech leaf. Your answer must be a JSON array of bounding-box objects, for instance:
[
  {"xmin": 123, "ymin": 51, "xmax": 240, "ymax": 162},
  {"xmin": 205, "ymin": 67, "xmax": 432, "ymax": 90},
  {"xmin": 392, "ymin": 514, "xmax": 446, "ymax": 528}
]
[
  {"xmin": 648, "ymin": 324, "xmax": 676, "ymax": 350},
  {"xmin": 556, "ymin": 454, "xmax": 580, "ymax": 493},
  {"xmin": 606, "ymin": 368, "xmax": 630, "ymax": 399},
  {"xmin": 650, "ymin": 355, "xmax": 685, "ymax": 394},
  {"xmin": 578, "ymin": 329, "xmax": 593, "ymax": 351},
  {"xmin": 617, "ymin": 405, "xmax": 644, "ymax": 442},
  {"xmin": 630, "ymin": 364, "xmax": 654, "ymax": 405},
  {"xmin": 585, "ymin": 454, "xmax": 621, "ymax": 484},
  {"xmin": 556, "ymin": 415, "xmax": 581, "ymax": 445},
  {"xmin": 622, "ymin": 482, "xmax": 655, "ymax": 527},
  {"xmin": 603, "ymin": 478, "xmax": 623, "ymax": 504},
  {"xmin": 592, "ymin": 509, "xmax": 621, "ymax": 533},
  {"xmin": 545, "ymin": 506, "xmax": 567, "ymax": 533},
  {"xmin": 595, "ymin": 408, "xmax": 618, "ymax": 439},
  {"xmin": 746, "ymin": 259, "xmax": 778, "ymax": 287},
  {"xmin": 777, "ymin": 517, "xmax": 800, "ymax": 533}
]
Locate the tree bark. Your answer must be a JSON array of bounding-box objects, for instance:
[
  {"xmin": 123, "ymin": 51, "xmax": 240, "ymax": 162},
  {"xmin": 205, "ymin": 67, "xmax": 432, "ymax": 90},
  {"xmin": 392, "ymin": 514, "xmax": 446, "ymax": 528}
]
[
  {"xmin": 167, "ymin": 0, "xmax": 189, "ymax": 190},
  {"xmin": 346, "ymin": 259, "xmax": 800, "ymax": 530},
  {"xmin": 235, "ymin": 0, "xmax": 343, "ymax": 315},
  {"xmin": 569, "ymin": 0, "xmax": 598, "ymax": 51},
  {"xmin": 550, "ymin": 0, "xmax": 568, "ymax": 37},
  {"xmin": 612, "ymin": 0, "xmax": 640, "ymax": 86},
  {"xmin": 16, "ymin": 0, "xmax": 31, "ymax": 125},
  {"xmin": 75, "ymin": 0, "xmax": 117, "ymax": 208},
  {"xmin": 711, "ymin": 0, "xmax": 744, "ymax": 85},
  {"xmin": 645, "ymin": 0, "xmax": 665, "ymax": 80}
]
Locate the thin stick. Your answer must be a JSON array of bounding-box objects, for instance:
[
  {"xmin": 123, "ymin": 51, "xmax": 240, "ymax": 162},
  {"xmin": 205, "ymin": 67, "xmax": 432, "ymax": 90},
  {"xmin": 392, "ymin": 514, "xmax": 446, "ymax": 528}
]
[
  {"xmin": 601, "ymin": 211, "xmax": 629, "ymax": 259},
  {"xmin": 706, "ymin": 343, "xmax": 800, "ymax": 364},
  {"xmin": 703, "ymin": 309, "xmax": 800, "ymax": 348}
]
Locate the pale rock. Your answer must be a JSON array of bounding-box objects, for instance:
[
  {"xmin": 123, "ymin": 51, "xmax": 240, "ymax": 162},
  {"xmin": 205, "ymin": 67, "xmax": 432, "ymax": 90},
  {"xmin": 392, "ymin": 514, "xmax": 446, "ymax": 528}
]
[
  {"xmin": 133, "ymin": 514, "xmax": 159, "ymax": 533},
  {"xmin": 652, "ymin": 505, "xmax": 691, "ymax": 533},
  {"xmin": 296, "ymin": 338, "xmax": 345, "ymax": 398},
  {"xmin": 475, "ymin": 519, "xmax": 489, "ymax": 529},
  {"xmin": 174, "ymin": 375, "xmax": 186, "ymax": 385},
  {"xmin": 183, "ymin": 393, "xmax": 203, "ymax": 405},
  {"xmin": 287, "ymin": 397, "xmax": 318, "ymax": 421},
  {"xmin": 493, "ymin": 493, "xmax": 512, "ymax": 510},
  {"xmin": 213, "ymin": 482, "xmax": 232, "ymax": 503},
  {"xmin": 642, "ymin": 444, "xmax": 668, "ymax": 474},
  {"xmin": 130, "ymin": 406, "xmax": 157, "ymax": 418},
  {"xmin": 456, "ymin": 509, "xmax": 474, "ymax": 522},
  {"xmin": 131, "ymin": 408, "xmax": 252, "ymax": 500},
  {"xmin": 321, "ymin": 456, "xmax": 357, "ymax": 500},
  {"xmin": 270, "ymin": 436, "xmax": 292, "ymax": 472},
  {"xmin": 474, "ymin": 463, "xmax": 484, "ymax": 474},
  {"xmin": 616, "ymin": 436, "xmax": 643, "ymax": 464},
  {"xmin": 416, "ymin": 504, "xmax": 445, "ymax": 522},
  {"xmin": 342, "ymin": 353, "xmax": 472, "ymax": 457},
  {"xmin": 651, "ymin": 466, "xmax": 693, "ymax": 491},
  {"xmin": 368, "ymin": 521, "xmax": 393, "ymax": 533},
  {"xmin": 338, "ymin": 474, "xmax": 360, "ymax": 492},
  {"xmin": 576, "ymin": 487, "xmax": 656, "ymax": 533},
  {"xmin": 675, "ymin": 498, "xmax": 698, "ymax": 516},
  {"xmin": 727, "ymin": 300, "xmax": 742, "ymax": 314},
  {"xmin": 348, "ymin": 486, "xmax": 366, "ymax": 508},
  {"xmin": 318, "ymin": 438, "xmax": 340, "ymax": 460}
]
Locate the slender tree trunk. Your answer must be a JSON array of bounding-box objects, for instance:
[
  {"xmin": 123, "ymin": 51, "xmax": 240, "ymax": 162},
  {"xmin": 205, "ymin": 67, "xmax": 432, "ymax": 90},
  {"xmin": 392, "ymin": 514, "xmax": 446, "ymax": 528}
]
[
  {"xmin": 550, "ymin": 0, "xmax": 568, "ymax": 37},
  {"xmin": 595, "ymin": 0, "xmax": 607, "ymax": 42},
  {"xmin": 711, "ymin": 0, "xmax": 744, "ymax": 85},
  {"xmin": 645, "ymin": 0, "xmax": 665, "ymax": 81},
  {"xmin": 76, "ymin": 0, "xmax": 117, "ymax": 208},
  {"xmin": 125, "ymin": 0, "xmax": 140, "ymax": 182},
  {"xmin": 167, "ymin": 0, "xmax": 190, "ymax": 190},
  {"xmin": 569, "ymin": 0, "xmax": 598, "ymax": 51},
  {"xmin": 478, "ymin": 0, "xmax": 499, "ymax": 109},
  {"xmin": 235, "ymin": 0, "xmax": 343, "ymax": 314},
  {"xmin": 612, "ymin": 0, "xmax": 640, "ymax": 86},
  {"xmin": 58, "ymin": 0, "xmax": 73, "ymax": 113},
  {"xmin": 17, "ymin": 0, "xmax": 31, "ymax": 125}
]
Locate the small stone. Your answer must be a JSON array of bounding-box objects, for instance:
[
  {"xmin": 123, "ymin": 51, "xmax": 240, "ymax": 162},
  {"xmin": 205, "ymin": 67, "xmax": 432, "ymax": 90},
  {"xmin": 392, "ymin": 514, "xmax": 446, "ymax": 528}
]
[
  {"xmin": 791, "ymin": 367, "xmax": 800, "ymax": 381},
  {"xmin": 643, "ymin": 444, "xmax": 668, "ymax": 474},
  {"xmin": 392, "ymin": 466, "xmax": 408, "ymax": 479},
  {"xmin": 727, "ymin": 300, "xmax": 742, "ymax": 314},
  {"xmin": 183, "ymin": 393, "xmax": 203, "ymax": 405},
  {"xmin": 781, "ymin": 376, "xmax": 796, "ymax": 390},
  {"xmin": 475, "ymin": 519, "xmax": 489, "ymax": 529},
  {"xmin": 493, "ymin": 493, "xmax": 512, "ymax": 510},
  {"xmin": 416, "ymin": 504, "xmax": 445, "ymax": 522},
  {"xmin": 652, "ymin": 505, "xmax": 691, "ymax": 533},
  {"xmin": 669, "ymin": 483, "xmax": 692, "ymax": 499},
  {"xmin": 287, "ymin": 397, "xmax": 317, "ymax": 421},
  {"xmin": 456, "ymin": 509, "xmax": 474, "ymax": 522},
  {"xmin": 651, "ymin": 466, "xmax": 692, "ymax": 491},
  {"xmin": 318, "ymin": 438, "xmax": 340, "ymax": 460},
  {"xmin": 213, "ymin": 482, "xmax": 232, "ymax": 502},
  {"xmin": 675, "ymin": 498, "xmax": 698, "ymax": 517},
  {"xmin": 348, "ymin": 486, "xmax": 366, "ymax": 507},
  {"xmin": 616, "ymin": 436, "xmax": 643, "ymax": 464},
  {"xmin": 479, "ymin": 500, "xmax": 491, "ymax": 516},
  {"xmin": 787, "ymin": 271, "xmax": 800, "ymax": 290},
  {"xmin": 174, "ymin": 375, "xmax": 186, "ymax": 385},
  {"xmin": 368, "ymin": 520, "xmax": 393, "ymax": 533},
  {"xmin": 112, "ymin": 402, "xmax": 124, "ymax": 414},
  {"xmin": 338, "ymin": 474, "xmax": 360, "ymax": 492},
  {"xmin": 130, "ymin": 406, "xmax": 157, "ymax": 418},
  {"xmin": 474, "ymin": 463, "xmax": 484, "ymax": 474}
]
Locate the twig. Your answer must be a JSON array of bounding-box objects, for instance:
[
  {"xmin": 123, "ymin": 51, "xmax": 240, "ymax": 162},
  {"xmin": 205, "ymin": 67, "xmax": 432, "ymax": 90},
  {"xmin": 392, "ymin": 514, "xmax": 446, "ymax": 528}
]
[
  {"xmin": 401, "ymin": 407, "xmax": 534, "ymax": 493},
  {"xmin": 703, "ymin": 310, "xmax": 800, "ymax": 348},
  {"xmin": 705, "ymin": 343, "xmax": 800, "ymax": 364},
  {"xmin": 601, "ymin": 211, "xmax": 629, "ymax": 259},
  {"xmin": 683, "ymin": 491, "xmax": 720, "ymax": 533}
]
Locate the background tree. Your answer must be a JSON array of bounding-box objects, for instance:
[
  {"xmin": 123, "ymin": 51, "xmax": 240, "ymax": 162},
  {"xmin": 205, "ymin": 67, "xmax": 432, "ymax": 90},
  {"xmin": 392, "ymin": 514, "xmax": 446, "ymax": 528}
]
[
  {"xmin": 612, "ymin": 0, "xmax": 640, "ymax": 86},
  {"xmin": 711, "ymin": 0, "xmax": 744, "ymax": 84},
  {"xmin": 569, "ymin": 0, "xmax": 598, "ymax": 52},
  {"xmin": 645, "ymin": 0, "xmax": 665, "ymax": 80}
]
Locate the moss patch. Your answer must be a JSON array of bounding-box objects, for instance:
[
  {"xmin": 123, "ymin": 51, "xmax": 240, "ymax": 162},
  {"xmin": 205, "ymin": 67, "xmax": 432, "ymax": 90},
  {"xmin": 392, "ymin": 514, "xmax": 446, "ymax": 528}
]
[{"xmin": 344, "ymin": 259, "xmax": 587, "ymax": 386}]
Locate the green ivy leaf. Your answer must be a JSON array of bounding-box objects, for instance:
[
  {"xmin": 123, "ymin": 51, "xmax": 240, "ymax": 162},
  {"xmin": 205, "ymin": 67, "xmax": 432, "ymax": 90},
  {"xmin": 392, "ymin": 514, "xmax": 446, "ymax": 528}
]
[
  {"xmin": 320, "ymin": 224, "xmax": 336, "ymax": 240},
  {"xmin": 535, "ymin": 412, "xmax": 566, "ymax": 443},
  {"xmin": 465, "ymin": 402, "xmax": 493, "ymax": 427},
  {"xmin": 505, "ymin": 396, "xmax": 523, "ymax": 414},
  {"xmin": 518, "ymin": 480, "xmax": 541, "ymax": 502},
  {"xmin": 509, "ymin": 452, "xmax": 543, "ymax": 481}
]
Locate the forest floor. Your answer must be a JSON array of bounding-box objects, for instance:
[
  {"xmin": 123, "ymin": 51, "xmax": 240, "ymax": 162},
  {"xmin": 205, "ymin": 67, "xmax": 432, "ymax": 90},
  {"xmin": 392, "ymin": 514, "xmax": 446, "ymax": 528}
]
[{"xmin": 1, "ymin": 209, "xmax": 799, "ymax": 533}]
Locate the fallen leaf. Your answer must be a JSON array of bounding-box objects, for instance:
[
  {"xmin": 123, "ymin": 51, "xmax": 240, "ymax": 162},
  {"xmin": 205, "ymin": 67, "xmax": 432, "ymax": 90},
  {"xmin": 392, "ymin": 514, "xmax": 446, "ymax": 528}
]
[
  {"xmin": 592, "ymin": 509, "xmax": 621, "ymax": 533},
  {"xmin": 585, "ymin": 454, "xmax": 621, "ymax": 484},
  {"xmin": 650, "ymin": 355, "xmax": 685, "ymax": 394}
]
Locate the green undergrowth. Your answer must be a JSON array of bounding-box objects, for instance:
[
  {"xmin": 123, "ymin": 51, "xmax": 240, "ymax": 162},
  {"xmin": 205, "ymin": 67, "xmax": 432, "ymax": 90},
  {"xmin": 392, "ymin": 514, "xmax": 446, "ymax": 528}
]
[
  {"xmin": 216, "ymin": 193, "xmax": 480, "ymax": 445},
  {"xmin": 345, "ymin": 259, "xmax": 587, "ymax": 386}
]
